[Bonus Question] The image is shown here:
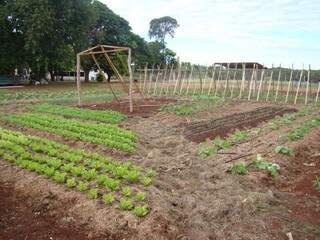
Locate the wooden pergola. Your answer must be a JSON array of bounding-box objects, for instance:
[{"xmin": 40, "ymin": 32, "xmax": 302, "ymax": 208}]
[{"xmin": 76, "ymin": 44, "xmax": 140, "ymax": 112}]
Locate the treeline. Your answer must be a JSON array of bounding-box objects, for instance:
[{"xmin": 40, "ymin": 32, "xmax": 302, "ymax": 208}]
[{"xmin": 0, "ymin": 0, "xmax": 177, "ymax": 81}]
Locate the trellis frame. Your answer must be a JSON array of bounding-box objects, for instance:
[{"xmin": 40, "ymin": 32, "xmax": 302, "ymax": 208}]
[{"xmin": 76, "ymin": 44, "xmax": 138, "ymax": 112}]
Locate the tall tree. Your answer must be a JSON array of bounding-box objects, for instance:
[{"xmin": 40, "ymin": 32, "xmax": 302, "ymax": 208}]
[{"xmin": 149, "ymin": 16, "xmax": 179, "ymax": 44}]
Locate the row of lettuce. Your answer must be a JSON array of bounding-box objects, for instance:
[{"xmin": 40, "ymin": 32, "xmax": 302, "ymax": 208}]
[{"xmin": 0, "ymin": 127, "xmax": 153, "ymax": 217}]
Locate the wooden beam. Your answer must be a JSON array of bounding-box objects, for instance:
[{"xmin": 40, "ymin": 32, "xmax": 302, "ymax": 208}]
[
  {"xmin": 76, "ymin": 54, "xmax": 81, "ymax": 106},
  {"xmin": 305, "ymin": 65, "xmax": 311, "ymax": 105},
  {"xmin": 128, "ymin": 48, "xmax": 133, "ymax": 113},
  {"xmin": 274, "ymin": 64, "xmax": 282, "ymax": 102},
  {"xmin": 207, "ymin": 64, "xmax": 216, "ymax": 95},
  {"xmin": 285, "ymin": 65, "xmax": 294, "ymax": 103},
  {"xmin": 294, "ymin": 66, "xmax": 304, "ymax": 104}
]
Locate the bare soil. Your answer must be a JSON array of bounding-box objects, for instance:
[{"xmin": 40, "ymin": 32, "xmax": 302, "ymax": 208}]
[{"xmin": 0, "ymin": 99, "xmax": 319, "ymax": 240}]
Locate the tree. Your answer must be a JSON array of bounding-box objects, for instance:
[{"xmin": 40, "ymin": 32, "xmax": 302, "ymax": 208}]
[{"xmin": 149, "ymin": 16, "xmax": 179, "ymax": 44}]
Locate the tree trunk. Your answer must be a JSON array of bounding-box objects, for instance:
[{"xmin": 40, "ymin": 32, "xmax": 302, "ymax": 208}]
[{"xmin": 49, "ymin": 70, "xmax": 55, "ymax": 81}]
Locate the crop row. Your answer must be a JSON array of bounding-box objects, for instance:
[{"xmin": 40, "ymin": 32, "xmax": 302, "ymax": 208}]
[
  {"xmin": 1, "ymin": 113, "xmax": 136, "ymax": 152},
  {"xmin": 0, "ymin": 127, "xmax": 154, "ymax": 217},
  {"xmin": 29, "ymin": 103, "xmax": 125, "ymax": 124},
  {"xmin": 287, "ymin": 116, "xmax": 320, "ymax": 141}
]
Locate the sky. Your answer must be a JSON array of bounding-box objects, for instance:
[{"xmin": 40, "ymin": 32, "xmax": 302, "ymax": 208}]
[{"xmin": 102, "ymin": 0, "xmax": 320, "ymax": 68}]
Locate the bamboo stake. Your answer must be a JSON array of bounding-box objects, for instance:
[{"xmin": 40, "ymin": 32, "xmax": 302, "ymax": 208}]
[
  {"xmin": 173, "ymin": 63, "xmax": 181, "ymax": 95},
  {"xmin": 266, "ymin": 70, "xmax": 274, "ymax": 101},
  {"xmin": 179, "ymin": 65, "xmax": 188, "ymax": 95},
  {"xmin": 274, "ymin": 64, "xmax": 282, "ymax": 102},
  {"xmin": 159, "ymin": 65, "xmax": 168, "ymax": 95},
  {"xmin": 256, "ymin": 68, "xmax": 265, "ymax": 101},
  {"xmin": 285, "ymin": 65, "xmax": 294, "ymax": 103},
  {"xmin": 143, "ymin": 63, "xmax": 148, "ymax": 93},
  {"xmin": 305, "ymin": 65, "xmax": 311, "ymax": 105},
  {"xmin": 138, "ymin": 67, "xmax": 142, "ymax": 90},
  {"xmin": 248, "ymin": 64, "xmax": 256, "ymax": 100},
  {"xmin": 166, "ymin": 65, "xmax": 174, "ymax": 96},
  {"xmin": 127, "ymin": 48, "xmax": 133, "ymax": 113},
  {"xmin": 76, "ymin": 54, "xmax": 81, "ymax": 106},
  {"xmin": 239, "ymin": 63, "xmax": 246, "ymax": 99},
  {"xmin": 153, "ymin": 64, "xmax": 161, "ymax": 95},
  {"xmin": 186, "ymin": 65, "xmax": 194, "ymax": 95},
  {"xmin": 294, "ymin": 65, "xmax": 304, "ymax": 104},
  {"xmin": 315, "ymin": 81, "xmax": 320, "ymax": 105},
  {"xmin": 201, "ymin": 66, "xmax": 209, "ymax": 94},
  {"xmin": 223, "ymin": 63, "xmax": 230, "ymax": 98},
  {"xmin": 215, "ymin": 65, "xmax": 222, "ymax": 97},
  {"xmin": 230, "ymin": 64, "xmax": 238, "ymax": 98},
  {"xmin": 148, "ymin": 64, "xmax": 155, "ymax": 95},
  {"xmin": 207, "ymin": 65, "xmax": 216, "ymax": 95}
]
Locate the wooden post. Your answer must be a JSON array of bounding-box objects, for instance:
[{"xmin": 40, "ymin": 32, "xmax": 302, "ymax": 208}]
[
  {"xmin": 159, "ymin": 65, "xmax": 168, "ymax": 95},
  {"xmin": 223, "ymin": 63, "xmax": 230, "ymax": 98},
  {"xmin": 166, "ymin": 65, "xmax": 174, "ymax": 96},
  {"xmin": 274, "ymin": 64, "xmax": 282, "ymax": 102},
  {"xmin": 127, "ymin": 48, "xmax": 133, "ymax": 113},
  {"xmin": 148, "ymin": 64, "xmax": 155, "ymax": 95},
  {"xmin": 305, "ymin": 65, "xmax": 311, "ymax": 105},
  {"xmin": 215, "ymin": 64, "xmax": 222, "ymax": 97},
  {"xmin": 186, "ymin": 65, "xmax": 194, "ymax": 95},
  {"xmin": 315, "ymin": 81, "xmax": 320, "ymax": 105},
  {"xmin": 143, "ymin": 63, "xmax": 148, "ymax": 93},
  {"xmin": 285, "ymin": 65, "xmax": 294, "ymax": 103},
  {"xmin": 294, "ymin": 66, "xmax": 304, "ymax": 104},
  {"xmin": 256, "ymin": 68, "xmax": 265, "ymax": 101},
  {"xmin": 207, "ymin": 64, "xmax": 216, "ymax": 95},
  {"xmin": 179, "ymin": 65, "xmax": 188, "ymax": 95},
  {"xmin": 173, "ymin": 63, "xmax": 181, "ymax": 95},
  {"xmin": 230, "ymin": 64, "xmax": 238, "ymax": 98},
  {"xmin": 266, "ymin": 70, "xmax": 274, "ymax": 101},
  {"xmin": 201, "ymin": 65, "xmax": 209, "ymax": 94},
  {"xmin": 239, "ymin": 63, "xmax": 246, "ymax": 99},
  {"xmin": 76, "ymin": 54, "xmax": 81, "ymax": 106},
  {"xmin": 139, "ymin": 67, "xmax": 142, "ymax": 90},
  {"xmin": 248, "ymin": 64, "xmax": 256, "ymax": 100},
  {"xmin": 153, "ymin": 64, "xmax": 161, "ymax": 95}
]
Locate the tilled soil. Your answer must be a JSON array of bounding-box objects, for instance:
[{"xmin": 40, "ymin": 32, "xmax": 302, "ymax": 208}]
[
  {"xmin": 184, "ymin": 106, "xmax": 297, "ymax": 142},
  {"xmin": 0, "ymin": 100, "xmax": 319, "ymax": 240}
]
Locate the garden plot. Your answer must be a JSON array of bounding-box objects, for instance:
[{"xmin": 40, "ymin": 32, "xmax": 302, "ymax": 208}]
[
  {"xmin": 184, "ymin": 106, "xmax": 296, "ymax": 142},
  {"xmin": 0, "ymin": 94, "xmax": 320, "ymax": 240}
]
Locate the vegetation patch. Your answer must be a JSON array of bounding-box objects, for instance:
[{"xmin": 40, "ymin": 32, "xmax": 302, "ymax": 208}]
[
  {"xmin": 251, "ymin": 154, "xmax": 280, "ymax": 177},
  {"xmin": 0, "ymin": 127, "xmax": 153, "ymax": 217},
  {"xmin": 1, "ymin": 113, "xmax": 136, "ymax": 152},
  {"xmin": 287, "ymin": 117, "xmax": 320, "ymax": 141},
  {"xmin": 29, "ymin": 103, "xmax": 126, "ymax": 124}
]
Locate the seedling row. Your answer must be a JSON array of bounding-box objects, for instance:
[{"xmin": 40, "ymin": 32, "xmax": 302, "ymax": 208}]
[
  {"xmin": 0, "ymin": 127, "xmax": 154, "ymax": 217},
  {"xmin": 29, "ymin": 103, "xmax": 126, "ymax": 124},
  {"xmin": 2, "ymin": 113, "xmax": 136, "ymax": 152}
]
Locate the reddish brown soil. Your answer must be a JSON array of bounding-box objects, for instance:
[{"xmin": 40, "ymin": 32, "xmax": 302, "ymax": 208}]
[
  {"xmin": 0, "ymin": 181, "xmax": 108, "ymax": 240},
  {"xmin": 82, "ymin": 97, "xmax": 177, "ymax": 117},
  {"xmin": 185, "ymin": 106, "xmax": 296, "ymax": 142}
]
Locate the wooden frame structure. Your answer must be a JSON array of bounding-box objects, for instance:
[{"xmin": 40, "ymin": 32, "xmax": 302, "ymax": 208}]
[{"xmin": 76, "ymin": 44, "xmax": 139, "ymax": 112}]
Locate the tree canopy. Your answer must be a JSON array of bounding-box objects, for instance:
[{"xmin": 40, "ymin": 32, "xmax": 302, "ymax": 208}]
[
  {"xmin": 149, "ymin": 16, "xmax": 179, "ymax": 44},
  {"xmin": 0, "ymin": 0, "xmax": 178, "ymax": 80}
]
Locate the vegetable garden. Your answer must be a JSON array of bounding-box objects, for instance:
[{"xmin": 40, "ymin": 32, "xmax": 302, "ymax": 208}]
[{"xmin": 0, "ymin": 84, "xmax": 319, "ymax": 240}]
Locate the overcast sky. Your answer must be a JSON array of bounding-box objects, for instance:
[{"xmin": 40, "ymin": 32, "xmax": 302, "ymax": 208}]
[{"xmin": 102, "ymin": 0, "xmax": 320, "ymax": 68}]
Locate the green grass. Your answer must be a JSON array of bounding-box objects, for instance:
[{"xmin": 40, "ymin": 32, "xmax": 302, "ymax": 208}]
[{"xmin": 29, "ymin": 103, "xmax": 126, "ymax": 124}]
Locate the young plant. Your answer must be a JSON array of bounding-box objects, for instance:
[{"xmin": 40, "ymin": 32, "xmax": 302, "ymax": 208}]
[
  {"xmin": 66, "ymin": 178, "xmax": 77, "ymax": 188},
  {"xmin": 228, "ymin": 129, "xmax": 249, "ymax": 142},
  {"xmin": 119, "ymin": 198, "xmax": 133, "ymax": 210},
  {"xmin": 140, "ymin": 176, "xmax": 152, "ymax": 186},
  {"xmin": 104, "ymin": 178, "xmax": 120, "ymax": 191},
  {"xmin": 135, "ymin": 191, "xmax": 146, "ymax": 201},
  {"xmin": 198, "ymin": 144, "xmax": 217, "ymax": 158},
  {"xmin": 77, "ymin": 181, "xmax": 88, "ymax": 192},
  {"xmin": 88, "ymin": 188, "xmax": 98, "ymax": 199},
  {"xmin": 212, "ymin": 137, "xmax": 231, "ymax": 150},
  {"xmin": 227, "ymin": 162, "xmax": 247, "ymax": 175},
  {"xmin": 102, "ymin": 193, "xmax": 115, "ymax": 205},
  {"xmin": 275, "ymin": 145, "xmax": 293, "ymax": 156},
  {"xmin": 125, "ymin": 170, "xmax": 140, "ymax": 183},
  {"xmin": 52, "ymin": 171, "xmax": 66, "ymax": 183},
  {"xmin": 146, "ymin": 169, "xmax": 156, "ymax": 178},
  {"xmin": 251, "ymin": 154, "xmax": 280, "ymax": 177},
  {"xmin": 132, "ymin": 205, "xmax": 149, "ymax": 217},
  {"xmin": 121, "ymin": 187, "xmax": 132, "ymax": 197},
  {"xmin": 313, "ymin": 176, "xmax": 320, "ymax": 191}
]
